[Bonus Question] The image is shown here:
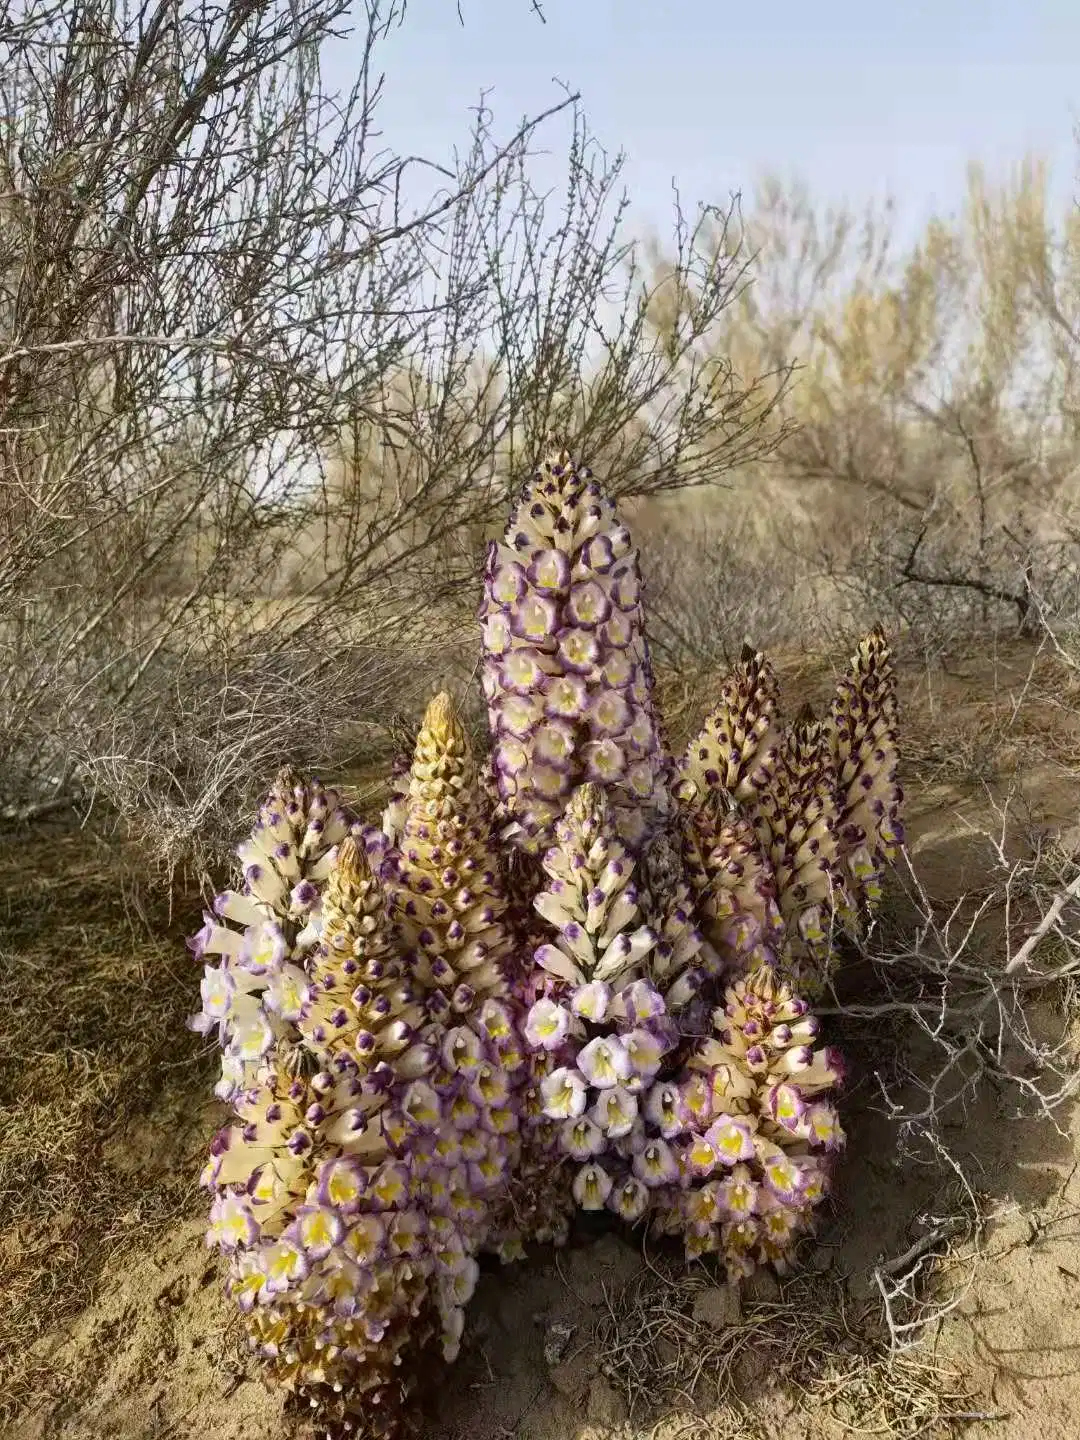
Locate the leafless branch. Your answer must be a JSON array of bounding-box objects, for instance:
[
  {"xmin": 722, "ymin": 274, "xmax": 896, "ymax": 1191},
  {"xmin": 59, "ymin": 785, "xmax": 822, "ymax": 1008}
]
[{"xmin": 0, "ymin": 0, "xmax": 784, "ymax": 870}]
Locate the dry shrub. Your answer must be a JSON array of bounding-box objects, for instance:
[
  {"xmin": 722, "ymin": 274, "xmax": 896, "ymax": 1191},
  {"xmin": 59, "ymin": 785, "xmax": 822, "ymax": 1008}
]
[
  {"xmin": 643, "ymin": 161, "xmax": 1080, "ymax": 649},
  {"xmin": 0, "ymin": 0, "xmax": 787, "ymax": 872},
  {"xmin": 594, "ymin": 1265, "xmax": 980, "ymax": 1439}
]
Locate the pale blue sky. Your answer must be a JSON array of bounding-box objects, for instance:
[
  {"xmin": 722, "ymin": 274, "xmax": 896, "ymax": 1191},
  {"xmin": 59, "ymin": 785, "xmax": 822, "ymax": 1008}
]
[{"xmin": 325, "ymin": 0, "xmax": 1079, "ymax": 246}]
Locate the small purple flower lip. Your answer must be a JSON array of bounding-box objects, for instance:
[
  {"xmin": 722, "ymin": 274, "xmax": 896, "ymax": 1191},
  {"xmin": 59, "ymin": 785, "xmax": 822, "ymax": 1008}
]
[
  {"xmin": 525, "ymin": 997, "xmax": 571, "ymax": 1051},
  {"xmin": 427, "ymin": 991, "xmax": 451, "ymax": 1021},
  {"xmin": 622, "ymin": 1026, "xmax": 666, "ymax": 1078},
  {"xmin": 590, "ymin": 691, "xmax": 630, "ymax": 734},
  {"xmin": 209, "ymin": 1126, "xmax": 232, "ymax": 1157},
  {"xmin": 560, "ymin": 1116, "xmax": 604, "ymax": 1161},
  {"xmin": 644, "ymin": 1082, "xmax": 684, "ymax": 1137},
  {"xmin": 541, "ymin": 1066, "xmax": 589, "ymax": 1120},
  {"xmin": 571, "ymin": 980, "xmax": 611, "ymax": 1024},
  {"xmin": 705, "ymin": 1116, "xmax": 756, "ymax": 1165},
  {"xmin": 510, "ymin": 595, "xmax": 559, "ymax": 643},
  {"xmin": 581, "ymin": 534, "xmax": 615, "ymax": 573},
  {"xmin": 557, "ymin": 629, "xmax": 600, "ymax": 673},
  {"xmin": 602, "ymin": 652, "xmax": 636, "ymax": 689},
  {"xmin": 573, "ymin": 1161, "xmax": 613, "ymax": 1210},
  {"xmin": 527, "ymin": 548, "xmax": 571, "ymax": 593},
  {"xmin": 499, "ymin": 651, "xmax": 545, "ymax": 696},
  {"xmin": 566, "ymin": 580, "xmax": 611, "ymax": 629},
  {"xmin": 366, "ymin": 1062, "xmax": 395, "ymax": 1094},
  {"xmin": 603, "ymin": 609, "xmax": 633, "ymax": 648},
  {"xmin": 578, "ymin": 1035, "xmax": 631, "ymax": 1089},
  {"xmin": 632, "ymin": 1137, "xmax": 679, "ymax": 1187},
  {"xmin": 287, "ymin": 1128, "xmax": 313, "ymax": 1156},
  {"xmin": 622, "ymin": 979, "xmax": 664, "ymax": 1024},
  {"xmin": 583, "ymin": 739, "xmax": 626, "ymax": 781},
  {"xmin": 451, "ymin": 983, "xmax": 476, "ymax": 1013},
  {"xmin": 490, "ymin": 560, "xmax": 527, "ymax": 605},
  {"xmin": 824, "ymin": 1046, "xmax": 847, "ymax": 1085},
  {"xmin": 187, "ymin": 913, "xmax": 215, "ymax": 960},
  {"xmin": 612, "ymin": 569, "xmax": 642, "ymax": 611}
]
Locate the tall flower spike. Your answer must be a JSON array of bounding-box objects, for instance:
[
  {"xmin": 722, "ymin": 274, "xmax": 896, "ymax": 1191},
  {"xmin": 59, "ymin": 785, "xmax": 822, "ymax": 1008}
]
[
  {"xmin": 520, "ymin": 783, "xmax": 693, "ymax": 1224},
  {"xmin": 637, "ymin": 827, "xmax": 722, "ymax": 1025},
  {"xmin": 679, "ymin": 645, "xmax": 782, "ymax": 806},
  {"xmin": 532, "ymin": 783, "xmax": 660, "ymax": 1000},
  {"xmin": 380, "ymin": 752, "xmax": 412, "ymax": 850},
  {"xmin": 385, "ymin": 690, "xmax": 517, "ymax": 1010},
  {"xmin": 382, "ymin": 693, "xmax": 527, "ymax": 1274},
  {"xmin": 679, "ymin": 796, "xmax": 785, "ymax": 980},
  {"xmin": 479, "ymin": 444, "xmax": 669, "ymax": 855},
  {"xmin": 827, "ymin": 627, "xmax": 904, "ymax": 911},
  {"xmin": 297, "ymin": 835, "xmax": 428, "ymax": 1076},
  {"xmin": 748, "ymin": 711, "xmax": 848, "ymax": 994},
  {"xmin": 187, "ymin": 770, "xmax": 355, "ymax": 1101},
  {"xmin": 483, "ymin": 1040, "xmax": 576, "ymax": 1257},
  {"xmin": 650, "ymin": 965, "xmax": 844, "ymax": 1277},
  {"xmin": 202, "ymin": 810, "xmax": 511, "ymax": 1435},
  {"xmin": 204, "ymin": 1062, "xmax": 438, "ymax": 1431}
]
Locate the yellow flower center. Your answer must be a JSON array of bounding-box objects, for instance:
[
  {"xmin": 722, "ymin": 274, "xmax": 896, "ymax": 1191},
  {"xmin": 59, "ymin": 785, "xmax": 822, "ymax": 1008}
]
[
  {"xmin": 520, "ymin": 600, "xmax": 550, "ymax": 638},
  {"xmin": 223, "ymin": 1209, "xmax": 250, "ymax": 1242},
  {"xmin": 534, "ymin": 555, "xmax": 564, "ymax": 589},
  {"xmin": 270, "ymin": 1244, "xmax": 300, "ymax": 1279},
  {"xmin": 533, "ymin": 767, "xmax": 568, "ymax": 800},
  {"xmin": 689, "ymin": 1137, "xmax": 717, "ymax": 1170},
  {"xmin": 591, "ymin": 743, "xmax": 622, "ymax": 777},
  {"xmin": 505, "ymin": 653, "xmax": 540, "ymax": 687},
  {"xmin": 492, "ymin": 570, "xmax": 521, "ymax": 604},
  {"xmin": 328, "ymin": 1172, "xmax": 358, "ymax": 1207},
  {"xmin": 302, "ymin": 1212, "xmax": 333, "ymax": 1248},
  {"xmin": 374, "ymin": 1173, "xmax": 405, "ymax": 1207}
]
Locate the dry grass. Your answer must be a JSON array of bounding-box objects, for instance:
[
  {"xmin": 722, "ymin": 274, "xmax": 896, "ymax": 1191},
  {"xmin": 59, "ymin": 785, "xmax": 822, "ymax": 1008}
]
[
  {"xmin": 594, "ymin": 1265, "xmax": 984, "ymax": 1439},
  {"xmin": 0, "ymin": 824, "xmax": 214, "ymax": 1427},
  {"xmin": 900, "ymin": 648, "xmax": 1080, "ymax": 791}
]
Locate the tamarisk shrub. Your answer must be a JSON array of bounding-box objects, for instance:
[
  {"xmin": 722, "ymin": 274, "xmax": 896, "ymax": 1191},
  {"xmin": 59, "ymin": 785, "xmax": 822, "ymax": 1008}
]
[{"xmin": 190, "ymin": 445, "xmax": 902, "ymax": 1435}]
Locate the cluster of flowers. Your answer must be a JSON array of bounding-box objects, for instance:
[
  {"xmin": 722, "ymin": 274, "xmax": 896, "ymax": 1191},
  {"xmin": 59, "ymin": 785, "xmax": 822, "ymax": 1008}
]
[
  {"xmin": 190, "ymin": 446, "xmax": 902, "ymax": 1434},
  {"xmin": 190, "ymin": 706, "xmax": 529, "ymax": 1433}
]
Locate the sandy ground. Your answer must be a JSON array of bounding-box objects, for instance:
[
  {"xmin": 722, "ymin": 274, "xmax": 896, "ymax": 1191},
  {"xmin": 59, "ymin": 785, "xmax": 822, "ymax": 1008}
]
[{"xmin": 5, "ymin": 637, "xmax": 1080, "ymax": 1440}]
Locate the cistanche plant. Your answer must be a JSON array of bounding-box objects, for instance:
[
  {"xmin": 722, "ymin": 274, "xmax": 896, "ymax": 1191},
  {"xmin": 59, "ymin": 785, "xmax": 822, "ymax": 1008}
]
[{"xmin": 190, "ymin": 444, "xmax": 902, "ymax": 1436}]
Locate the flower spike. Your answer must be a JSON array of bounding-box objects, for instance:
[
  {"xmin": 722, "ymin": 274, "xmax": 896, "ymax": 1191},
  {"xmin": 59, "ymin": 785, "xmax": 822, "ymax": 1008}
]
[{"xmin": 479, "ymin": 445, "xmax": 670, "ymax": 854}]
